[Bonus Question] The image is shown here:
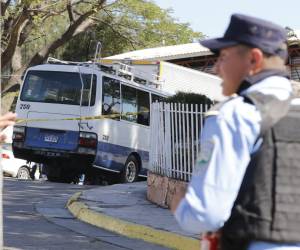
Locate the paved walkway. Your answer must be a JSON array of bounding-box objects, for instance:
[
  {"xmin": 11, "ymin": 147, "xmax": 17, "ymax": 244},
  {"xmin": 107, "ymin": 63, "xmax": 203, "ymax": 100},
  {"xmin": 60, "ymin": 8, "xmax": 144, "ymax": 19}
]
[{"xmin": 66, "ymin": 181, "xmax": 200, "ymax": 250}]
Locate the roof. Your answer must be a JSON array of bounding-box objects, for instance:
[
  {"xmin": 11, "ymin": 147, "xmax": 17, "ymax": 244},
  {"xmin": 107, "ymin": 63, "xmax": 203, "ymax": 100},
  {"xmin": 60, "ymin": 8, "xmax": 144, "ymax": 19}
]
[
  {"xmin": 105, "ymin": 43, "xmax": 212, "ymax": 61},
  {"xmin": 105, "ymin": 30, "xmax": 300, "ymax": 61}
]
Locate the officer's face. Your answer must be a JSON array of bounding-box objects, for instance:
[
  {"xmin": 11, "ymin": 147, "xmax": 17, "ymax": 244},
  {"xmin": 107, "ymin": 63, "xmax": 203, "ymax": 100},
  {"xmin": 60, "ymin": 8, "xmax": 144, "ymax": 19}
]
[{"xmin": 214, "ymin": 46, "xmax": 252, "ymax": 96}]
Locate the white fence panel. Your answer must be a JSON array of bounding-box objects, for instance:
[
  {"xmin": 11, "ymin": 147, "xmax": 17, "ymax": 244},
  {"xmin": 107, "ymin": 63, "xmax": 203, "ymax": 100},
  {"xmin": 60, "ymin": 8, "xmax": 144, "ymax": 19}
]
[{"xmin": 149, "ymin": 102, "xmax": 209, "ymax": 182}]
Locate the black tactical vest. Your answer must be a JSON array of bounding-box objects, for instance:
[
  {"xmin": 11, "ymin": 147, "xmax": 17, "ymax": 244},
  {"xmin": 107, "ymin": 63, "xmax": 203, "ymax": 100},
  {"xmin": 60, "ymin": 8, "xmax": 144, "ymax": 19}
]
[{"xmin": 220, "ymin": 90, "xmax": 300, "ymax": 250}]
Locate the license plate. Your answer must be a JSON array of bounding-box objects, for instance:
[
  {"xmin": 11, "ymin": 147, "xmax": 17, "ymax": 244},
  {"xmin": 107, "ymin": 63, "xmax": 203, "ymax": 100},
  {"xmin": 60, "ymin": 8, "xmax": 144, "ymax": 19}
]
[
  {"xmin": 34, "ymin": 150, "xmax": 62, "ymax": 157},
  {"xmin": 44, "ymin": 134, "xmax": 59, "ymax": 143}
]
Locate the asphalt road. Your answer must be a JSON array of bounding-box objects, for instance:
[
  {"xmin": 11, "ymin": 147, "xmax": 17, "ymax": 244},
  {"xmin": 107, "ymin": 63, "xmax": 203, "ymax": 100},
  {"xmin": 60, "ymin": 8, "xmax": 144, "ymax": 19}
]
[{"xmin": 3, "ymin": 178, "xmax": 168, "ymax": 250}]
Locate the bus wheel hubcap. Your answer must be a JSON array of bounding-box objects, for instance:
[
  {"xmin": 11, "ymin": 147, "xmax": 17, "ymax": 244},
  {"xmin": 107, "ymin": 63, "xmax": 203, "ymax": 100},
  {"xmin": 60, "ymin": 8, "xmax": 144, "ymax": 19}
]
[{"xmin": 126, "ymin": 161, "xmax": 136, "ymax": 182}]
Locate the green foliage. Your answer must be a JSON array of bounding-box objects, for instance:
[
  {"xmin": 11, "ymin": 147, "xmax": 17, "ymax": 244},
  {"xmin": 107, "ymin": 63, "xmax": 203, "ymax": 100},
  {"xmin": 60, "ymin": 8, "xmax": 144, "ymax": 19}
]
[
  {"xmin": 1, "ymin": 0, "xmax": 112, "ymax": 113},
  {"xmin": 166, "ymin": 92, "xmax": 213, "ymax": 106},
  {"xmin": 62, "ymin": 0, "xmax": 203, "ymax": 61},
  {"xmin": 22, "ymin": 11, "xmax": 69, "ymax": 63},
  {"xmin": 2, "ymin": 0, "xmax": 105, "ymax": 66}
]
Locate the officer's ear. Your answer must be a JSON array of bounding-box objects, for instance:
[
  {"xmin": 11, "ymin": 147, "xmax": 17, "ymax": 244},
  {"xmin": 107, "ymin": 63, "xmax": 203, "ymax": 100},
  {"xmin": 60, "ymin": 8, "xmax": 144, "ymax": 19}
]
[{"xmin": 249, "ymin": 48, "xmax": 264, "ymax": 73}]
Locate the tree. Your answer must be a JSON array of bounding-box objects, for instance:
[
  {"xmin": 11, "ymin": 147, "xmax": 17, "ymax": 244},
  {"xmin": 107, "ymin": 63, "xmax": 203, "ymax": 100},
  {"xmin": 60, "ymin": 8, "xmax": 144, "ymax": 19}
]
[
  {"xmin": 166, "ymin": 91, "xmax": 213, "ymax": 106},
  {"xmin": 1, "ymin": 0, "xmax": 202, "ymax": 113},
  {"xmin": 1, "ymin": 0, "xmax": 117, "ymax": 113},
  {"xmin": 62, "ymin": 0, "xmax": 203, "ymax": 61},
  {"xmin": 1, "ymin": 0, "xmax": 113, "ymax": 91}
]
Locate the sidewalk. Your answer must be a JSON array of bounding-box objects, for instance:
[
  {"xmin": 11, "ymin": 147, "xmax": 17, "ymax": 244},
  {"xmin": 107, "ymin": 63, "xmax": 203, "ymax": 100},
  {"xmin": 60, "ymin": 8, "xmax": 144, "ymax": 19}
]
[{"xmin": 66, "ymin": 181, "xmax": 199, "ymax": 250}]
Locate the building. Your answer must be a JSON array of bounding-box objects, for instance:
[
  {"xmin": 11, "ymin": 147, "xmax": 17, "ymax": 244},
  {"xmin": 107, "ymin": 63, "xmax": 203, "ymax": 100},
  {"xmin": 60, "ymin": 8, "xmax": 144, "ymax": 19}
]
[{"xmin": 106, "ymin": 30, "xmax": 300, "ymax": 82}]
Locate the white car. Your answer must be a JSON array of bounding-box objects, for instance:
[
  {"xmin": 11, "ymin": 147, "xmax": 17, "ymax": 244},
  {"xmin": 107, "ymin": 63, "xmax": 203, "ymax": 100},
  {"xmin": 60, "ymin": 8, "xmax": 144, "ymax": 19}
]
[{"xmin": 1, "ymin": 126, "xmax": 38, "ymax": 180}]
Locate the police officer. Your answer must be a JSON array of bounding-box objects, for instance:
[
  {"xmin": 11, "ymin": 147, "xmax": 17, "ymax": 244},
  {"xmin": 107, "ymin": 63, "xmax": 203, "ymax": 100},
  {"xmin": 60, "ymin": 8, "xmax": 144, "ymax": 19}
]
[{"xmin": 171, "ymin": 14, "xmax": 300, "ymax": 249}]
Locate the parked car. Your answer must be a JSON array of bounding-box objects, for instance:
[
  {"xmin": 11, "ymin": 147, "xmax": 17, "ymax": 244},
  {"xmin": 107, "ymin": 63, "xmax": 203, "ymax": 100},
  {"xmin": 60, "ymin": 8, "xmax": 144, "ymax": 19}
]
[{"xmin": 1, "ymin": 126, "xmax": 37, "ymax": 180}]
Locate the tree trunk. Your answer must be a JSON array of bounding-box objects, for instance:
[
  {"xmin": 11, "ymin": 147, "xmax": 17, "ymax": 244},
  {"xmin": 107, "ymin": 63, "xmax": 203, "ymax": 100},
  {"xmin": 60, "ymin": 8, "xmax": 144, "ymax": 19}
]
[
  {"xmin": 11, "ymin": 46, "xmax": 22, "ymax": 72},
  {"xmin": 2, "ymin": 65, "xmax": 26, "ymax": 93},
  {"xmin": 1, "ymin": 8, "xmax": 29, "ymax": 70},
  {"xmin": 1, "ymin": 92, "xmax": 19, "ymax": 115},
  {"xmin": 1, "ymin": 65, "xmax": 24, "ymax": 114}
]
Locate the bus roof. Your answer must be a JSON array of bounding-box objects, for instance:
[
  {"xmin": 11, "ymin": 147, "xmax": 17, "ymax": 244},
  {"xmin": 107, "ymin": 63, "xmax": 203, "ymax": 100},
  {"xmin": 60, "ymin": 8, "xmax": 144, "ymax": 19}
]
[{"xmin": 25, "ymin": 63, "xmax": 171, "ymax": 97}]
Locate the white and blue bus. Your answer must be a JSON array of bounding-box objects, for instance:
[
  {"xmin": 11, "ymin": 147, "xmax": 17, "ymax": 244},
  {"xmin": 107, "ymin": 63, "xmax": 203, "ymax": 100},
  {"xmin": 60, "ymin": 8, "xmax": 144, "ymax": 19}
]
[{"xmin": 13, "ymin": 59, "xmax": 168, "ymax": 183}]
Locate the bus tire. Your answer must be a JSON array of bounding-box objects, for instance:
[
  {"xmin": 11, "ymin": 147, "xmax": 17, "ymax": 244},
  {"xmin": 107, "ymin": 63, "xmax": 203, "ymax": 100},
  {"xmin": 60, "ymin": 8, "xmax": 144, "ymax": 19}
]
[{"xmin": 120, "ymin": 155, "xmax": 139, "ymax": 183}]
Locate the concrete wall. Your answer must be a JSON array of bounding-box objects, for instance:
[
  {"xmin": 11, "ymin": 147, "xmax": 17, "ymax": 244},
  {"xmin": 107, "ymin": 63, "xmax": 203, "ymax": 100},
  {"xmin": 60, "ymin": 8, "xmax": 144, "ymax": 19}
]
[{"xmin": 147, "ymin": 171, "xmax": 187, "ymax": 208}]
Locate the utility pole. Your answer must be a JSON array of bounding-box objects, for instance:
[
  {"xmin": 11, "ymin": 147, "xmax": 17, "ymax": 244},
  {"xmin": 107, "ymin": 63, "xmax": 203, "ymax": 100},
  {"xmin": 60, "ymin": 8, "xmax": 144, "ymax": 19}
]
[
  {"xmin": 0, "ymin": 42, "xmax": 3, "ymax": 250},
  {"xmin": 0, "ymin": 2, "xmax": 4, "ymax": 247}
]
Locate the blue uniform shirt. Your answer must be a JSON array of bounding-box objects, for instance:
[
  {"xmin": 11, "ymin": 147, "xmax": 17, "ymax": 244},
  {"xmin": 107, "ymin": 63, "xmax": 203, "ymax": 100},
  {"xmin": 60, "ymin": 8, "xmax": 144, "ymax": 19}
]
[{"xmin": 174, "ymin": 76, "xmax": 300, "ymax": 250}]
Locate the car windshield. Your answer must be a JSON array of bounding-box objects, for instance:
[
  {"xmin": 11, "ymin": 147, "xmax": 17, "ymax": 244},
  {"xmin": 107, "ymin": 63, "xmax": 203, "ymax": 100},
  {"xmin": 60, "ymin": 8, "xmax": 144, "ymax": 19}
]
[{"xmin": 20, "ymin": 70, "xmax": 96, "ymax": 106}]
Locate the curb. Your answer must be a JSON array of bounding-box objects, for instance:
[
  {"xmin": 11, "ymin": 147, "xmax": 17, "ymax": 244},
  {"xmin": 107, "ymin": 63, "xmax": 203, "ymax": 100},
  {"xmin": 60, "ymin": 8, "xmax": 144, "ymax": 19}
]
[{"xmin": 66, "ymin": 193, "xmax": 199, "ymax": 250}]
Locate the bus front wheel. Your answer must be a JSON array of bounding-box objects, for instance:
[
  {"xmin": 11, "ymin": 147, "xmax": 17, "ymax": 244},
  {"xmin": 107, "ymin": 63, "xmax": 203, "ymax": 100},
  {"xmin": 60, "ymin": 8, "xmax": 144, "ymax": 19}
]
[{"xmin": 121, "ymin": 155, "xmax": 139, "ymax": 183}]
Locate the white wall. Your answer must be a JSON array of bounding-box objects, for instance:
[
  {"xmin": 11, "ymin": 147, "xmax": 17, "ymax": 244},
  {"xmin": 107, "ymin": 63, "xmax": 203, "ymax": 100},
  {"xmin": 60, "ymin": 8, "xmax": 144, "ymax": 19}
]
[{"xmin": 159, "ymin": 62, "xmax": 225, "ymax": 101}]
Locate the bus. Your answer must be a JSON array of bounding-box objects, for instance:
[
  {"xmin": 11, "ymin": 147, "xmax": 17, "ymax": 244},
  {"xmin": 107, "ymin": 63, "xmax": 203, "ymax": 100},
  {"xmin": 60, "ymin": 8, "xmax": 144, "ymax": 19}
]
[{"xmin": 13, "ymin": 58, "xmax": 168, "ymax": 183}]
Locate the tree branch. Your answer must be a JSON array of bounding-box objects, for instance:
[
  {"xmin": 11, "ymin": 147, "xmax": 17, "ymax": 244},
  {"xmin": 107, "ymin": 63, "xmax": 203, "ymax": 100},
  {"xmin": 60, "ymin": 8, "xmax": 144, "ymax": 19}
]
[
  {"xmin": 1, "ymin": 0, "xmax": 12, "ymax": 16},
  {"xmin": 1, "ymin": 7, "xmax": 30, "ymax": 70},
  {"xmin": 27, "ymin": 9, "xmax": 97, "ymax": 67},
  {"xmin": 18, "ymin": 18, "xmax": 34, "ymax": 46},
  {"xmin": 1, "ymin": 0, "xmax": 9, "ymax": 15},
  {"xmin": 2, "ymin": 16, "xmax": 14, "ymax": 43},
  {"xmin": 28, "ymin": 1, "xmax": 61, "ymax": 12},
  {"xmin": 91, "ymin": 16, "xmax": 138, "ymax": 49},
  {"xmin": 2, "ymin": 0, "xmax": 109, "ymax": 92},
  {"xmin": 102, "ymin": 8, "xmax": 140, "ymax": 32},
  {"xmin": 67, "ymin": 0, "xmax": 75, "ymax": 23}
]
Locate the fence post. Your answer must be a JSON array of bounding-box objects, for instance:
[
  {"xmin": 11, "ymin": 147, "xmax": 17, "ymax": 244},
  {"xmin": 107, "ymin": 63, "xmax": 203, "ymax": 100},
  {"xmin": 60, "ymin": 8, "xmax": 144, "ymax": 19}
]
[
  {"xmin": 149, "ymin": 102, "xmax": 155, "ymax": 172},
  {"xmin": 174, "ymin": 103, "xmax": 179, "ymax": 179},
  {"xmin": 186, "ymin": 103, "xmax": 191, "ymax": 181},
  {"xmin": 159, "ymin": 102, "xmax": 165, "ymax": 175},
  {"xmin": 165, "ymin": 103, "xmax": 172, "ymax": 177},
  {"xmin": 191, "ymin": 104, "xmax": 195, "ymax": 174},
  {"xmin": 178, "ymin": 103, "xmax": 183, "ymax": 180},
  {"xmin": 170, "ymin": 103, "xmax": 175, "ymax": 179}
]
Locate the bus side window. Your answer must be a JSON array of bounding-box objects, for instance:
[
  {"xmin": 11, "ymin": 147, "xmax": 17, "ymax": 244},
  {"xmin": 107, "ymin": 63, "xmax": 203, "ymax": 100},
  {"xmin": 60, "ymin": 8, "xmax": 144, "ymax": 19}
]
[
  {"xmin": 121, "ymin": 85, "xmax": 137, "ymax": 123},
  {"xmin": 137, "ymin": 90, "xmax": 150, "ymax": 126},
  {"xmin": 102, "ymin": 76, "xmax": 120, "ymax": 120},
  {"xmin": 121, "ymin": 85, "xmax": 150, "ymax": 126},
  {"xmin": 81, "ymin": 74, "xmax": 97, "ymax": 106}
]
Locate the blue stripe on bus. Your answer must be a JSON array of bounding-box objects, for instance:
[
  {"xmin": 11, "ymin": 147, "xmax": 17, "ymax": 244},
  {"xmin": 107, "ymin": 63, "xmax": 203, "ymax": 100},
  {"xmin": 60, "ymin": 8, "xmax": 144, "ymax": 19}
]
[
  {"xmin": 94, "ymin": 141, "xmax": 149, "ymax": 173},
  {"xmin": 24, "ymin": 127, "xmax": 149, "ymax": 175}
]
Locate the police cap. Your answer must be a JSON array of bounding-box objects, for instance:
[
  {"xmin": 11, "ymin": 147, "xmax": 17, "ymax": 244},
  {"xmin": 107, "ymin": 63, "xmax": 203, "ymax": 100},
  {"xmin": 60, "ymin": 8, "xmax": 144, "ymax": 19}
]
[{"xmin": 200, "ymin": 14, "xmax": 288, "ymax": 59}]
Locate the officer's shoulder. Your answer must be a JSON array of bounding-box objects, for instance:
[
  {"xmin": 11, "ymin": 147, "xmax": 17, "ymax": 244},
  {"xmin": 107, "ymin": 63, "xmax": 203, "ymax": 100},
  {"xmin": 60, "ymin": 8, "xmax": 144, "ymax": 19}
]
[{"xmin": 205, "ymin": 94, "xmax": 242, "ymax": 118}]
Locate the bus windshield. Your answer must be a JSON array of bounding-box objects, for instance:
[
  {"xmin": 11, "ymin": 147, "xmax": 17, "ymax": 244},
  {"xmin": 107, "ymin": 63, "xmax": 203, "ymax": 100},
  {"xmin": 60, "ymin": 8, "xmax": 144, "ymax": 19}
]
[{"xmin": 20, "ymin": 70, "xmax": 96, "ymax": 106}]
